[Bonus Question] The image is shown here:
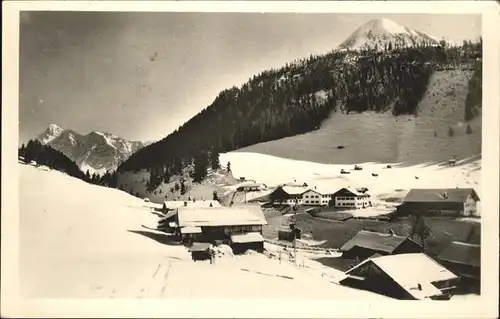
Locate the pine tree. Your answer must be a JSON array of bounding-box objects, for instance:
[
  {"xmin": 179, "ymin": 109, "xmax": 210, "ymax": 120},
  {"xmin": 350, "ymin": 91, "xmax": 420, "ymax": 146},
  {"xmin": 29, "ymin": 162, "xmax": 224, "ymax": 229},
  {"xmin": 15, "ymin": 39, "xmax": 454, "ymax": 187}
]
[
  {"xmin": 19, "ymin": 143, "xmax": 26, "ymax": 158},
  {"xmin": 227, "ymin": 161, "xmax": 231, "ymax": 172},
  {"xmin": 211, "ymin": 150, "xmax": 221, "ymax": 170},
  {"xmin": 213, "ymin": 190, "xmax": 219, "ymax": 201},
  {"xmin": 180, "ymin": 179, "xmax": 186, "ymax": 195},
  {"xmin": 193, "ymin": 152, "xmax": 208, "ymax": 183},
  {"xmin": 411, "ymin": 214, "xmax": 431, "ymax": 252}
]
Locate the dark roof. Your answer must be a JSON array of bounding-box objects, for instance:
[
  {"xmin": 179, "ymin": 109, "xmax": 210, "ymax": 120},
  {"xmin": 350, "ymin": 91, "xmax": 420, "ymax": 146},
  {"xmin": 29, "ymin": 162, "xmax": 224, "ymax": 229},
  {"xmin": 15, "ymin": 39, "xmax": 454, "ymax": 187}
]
[
  {"xmin": 161, "ymin": 210, "xmax": 178, "ymax": 221},
  {"xmin": 340, "ymin": 230, "xmax": 420, "ymax": 254},
  {"xmin": 403, "ymin": 188, "xmax": 480, "ymax": 203},
  {"xmin": 438, "ymin": 241, "xmax": 481, "ymax": 268}
]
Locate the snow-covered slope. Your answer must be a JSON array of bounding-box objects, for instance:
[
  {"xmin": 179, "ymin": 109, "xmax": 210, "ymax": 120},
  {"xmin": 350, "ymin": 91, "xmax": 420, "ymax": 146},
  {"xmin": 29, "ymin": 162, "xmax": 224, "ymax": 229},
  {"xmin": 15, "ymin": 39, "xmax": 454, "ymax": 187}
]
[
  {"xmin": 338, "ymin": 18, "xmax": 441, "ymax": 51},
  {"xmin": 19, "ymin": 163, "xmax": 388, "ymax": 299},
  {"xmin": 237, "ymin": 69, "xmax": 481, "ymax": 166},
  {"xmin": 36, "ymin": 124, "xmax": 145, "ymax": 175}
]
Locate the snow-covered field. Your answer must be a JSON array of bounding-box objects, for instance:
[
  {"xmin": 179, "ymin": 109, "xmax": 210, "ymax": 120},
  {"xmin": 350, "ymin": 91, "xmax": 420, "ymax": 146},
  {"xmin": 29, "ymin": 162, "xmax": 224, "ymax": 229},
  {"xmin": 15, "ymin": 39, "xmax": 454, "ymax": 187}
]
[
  {"xmin": 220, "ymin": 152, "xmax": 481, "ymax": 203},
  {"xmin": 18, "ymin": 163, "xmax": 389, "ymax": 300}
]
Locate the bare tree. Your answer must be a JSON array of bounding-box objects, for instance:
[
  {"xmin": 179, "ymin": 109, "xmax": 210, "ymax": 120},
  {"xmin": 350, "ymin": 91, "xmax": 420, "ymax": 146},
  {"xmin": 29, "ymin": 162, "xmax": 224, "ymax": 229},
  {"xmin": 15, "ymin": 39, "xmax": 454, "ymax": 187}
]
[{"xmin": 410, "ymin": 212, "xmax": 431, "ymax": 251}]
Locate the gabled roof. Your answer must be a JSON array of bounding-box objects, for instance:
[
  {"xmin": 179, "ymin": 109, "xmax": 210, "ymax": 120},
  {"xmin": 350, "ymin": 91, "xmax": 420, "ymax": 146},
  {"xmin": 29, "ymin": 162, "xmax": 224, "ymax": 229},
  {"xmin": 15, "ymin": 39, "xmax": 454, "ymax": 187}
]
[
  {"xmin": 438, "ymin": 241, "xmax": 481, "ymax": 268},
  {"xmin": 345, "ymin": 253, "xmax": 458, "ymax": 300},
  {"xmin": 340, "ymin": 230, "xmax": 421, "ymax": 254},
  {"xmin": 281, "ymin": 186, "xmax": 309, "ymax": 195},
  {"xmin": 302, "ymin": 188, "xmax": 323, "ymax": 196},
  {"xmin": 177, "ymin": 206, "xmax": 267, "ymax": 227},
  {"xmin": 403, "ymin": 188, "xmax": 480, "ymax": 203},
  {"xmin": 332, "ymin": 187, "xmax": 370, "ymax": 197},
  {"xmin": 312, "ymin": 185, "xmax": 339, "ymax": 196}
]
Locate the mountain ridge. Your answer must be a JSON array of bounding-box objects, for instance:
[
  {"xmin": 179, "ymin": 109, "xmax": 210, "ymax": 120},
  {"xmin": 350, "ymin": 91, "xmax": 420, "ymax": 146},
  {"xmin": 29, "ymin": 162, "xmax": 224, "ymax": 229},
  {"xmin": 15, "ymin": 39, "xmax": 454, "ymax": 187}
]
[{"xmin": 36, "ymin": 124, "xmax": 146, "ymax": 175}]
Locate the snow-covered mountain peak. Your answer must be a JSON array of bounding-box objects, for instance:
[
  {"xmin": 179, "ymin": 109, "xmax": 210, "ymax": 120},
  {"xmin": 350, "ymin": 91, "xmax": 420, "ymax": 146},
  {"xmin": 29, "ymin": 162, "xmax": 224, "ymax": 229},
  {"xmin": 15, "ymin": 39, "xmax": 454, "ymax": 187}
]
[
  {"xmin": 362, "ymin": 18, "xmax": 408, "ymax": 35},
  {"xmin": 38, "ymin": 124, "xmax": 64, "ymax": 145},
  {"xmin": 48, "ymin": 123, "xmax": 63, "ymax": 132},
  {"xmin": 35, "ymin": 126, "xmax": 146, "ymax": 175},
  {"xmin": 338, "ymin": 18, "xmax": 441, "ymax": 51}
]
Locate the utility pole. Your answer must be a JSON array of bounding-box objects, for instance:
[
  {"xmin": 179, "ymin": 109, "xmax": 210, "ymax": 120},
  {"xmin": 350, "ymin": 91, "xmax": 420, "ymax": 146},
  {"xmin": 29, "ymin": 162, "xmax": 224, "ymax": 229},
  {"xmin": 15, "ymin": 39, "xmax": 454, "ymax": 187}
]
[{"xmin": 293, "ymin": 203, "xmax": 297, "ymax": 265}]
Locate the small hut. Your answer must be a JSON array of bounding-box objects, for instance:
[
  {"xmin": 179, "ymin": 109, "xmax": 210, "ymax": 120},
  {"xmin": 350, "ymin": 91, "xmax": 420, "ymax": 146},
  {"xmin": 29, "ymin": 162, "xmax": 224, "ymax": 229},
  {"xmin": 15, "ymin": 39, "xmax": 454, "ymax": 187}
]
[{"xmin": 189, "ymin": 242, "xmax": 213, "ymax": 261}]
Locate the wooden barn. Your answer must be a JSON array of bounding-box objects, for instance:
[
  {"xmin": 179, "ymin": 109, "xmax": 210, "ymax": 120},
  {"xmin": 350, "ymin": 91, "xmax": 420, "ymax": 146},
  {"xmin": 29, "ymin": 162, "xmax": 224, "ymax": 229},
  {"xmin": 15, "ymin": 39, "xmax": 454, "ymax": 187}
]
[
  {"xmin": 339, "ymin": 253, "xmax": 459, "ymax": 300},
  {"xmin": 437, "ymin": 241, "xmax": 481, "ymax": 294},
  {"xmin": 331, "ymin": 188, "xmax": 372, "ymax": 209},
  {"xmin": 169, "ymin": 205, "xmax": 267, "ymax": 254},
  {"xmin": 340, "ymin": 230, "xmax": 423, "ymax": 260},
  {"xmin": 397, "ymin": 188, "xmax": 480, "ymax": 217}
]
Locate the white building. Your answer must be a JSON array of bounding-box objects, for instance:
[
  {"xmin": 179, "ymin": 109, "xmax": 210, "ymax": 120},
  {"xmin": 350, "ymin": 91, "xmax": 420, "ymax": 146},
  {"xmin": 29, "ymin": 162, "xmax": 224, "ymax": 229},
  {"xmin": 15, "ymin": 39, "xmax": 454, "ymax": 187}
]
[
  {"xmin": 301, "ymin": 189, "xmax": 323, "ymax": 206},
  {"xmin": 331, "ymin": 187, "xmax": 371, "ymax": 209},
  {"xmin": 314, "ymin": 185, "xmax": 340, "ymax": 206}
]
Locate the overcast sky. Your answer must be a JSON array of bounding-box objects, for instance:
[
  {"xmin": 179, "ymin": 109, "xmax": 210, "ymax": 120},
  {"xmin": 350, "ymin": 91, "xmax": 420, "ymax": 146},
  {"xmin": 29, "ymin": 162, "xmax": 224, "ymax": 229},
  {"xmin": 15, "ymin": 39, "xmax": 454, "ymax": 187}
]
[{"xmin": 19, "ymin": 12, "xmax": 481, "ymax": 143}]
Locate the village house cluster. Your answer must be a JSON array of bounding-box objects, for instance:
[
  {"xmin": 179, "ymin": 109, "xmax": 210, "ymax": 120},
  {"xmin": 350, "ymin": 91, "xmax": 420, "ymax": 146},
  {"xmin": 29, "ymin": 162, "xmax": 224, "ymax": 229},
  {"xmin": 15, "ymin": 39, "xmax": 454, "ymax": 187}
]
[
  {"xmin": 148, "ymin": 184, "xmax": 480, "ymax": 300},
  {"xmin": 262, "ymin": 182, "xmax": 480, "ymax": 218},
  {"xmin": 267, "ymin": 183, "xmax": 373, "ymax": 209},
  {"xmin": 337, "ymin": 229, "xmax": 481, "ymax": 300}
]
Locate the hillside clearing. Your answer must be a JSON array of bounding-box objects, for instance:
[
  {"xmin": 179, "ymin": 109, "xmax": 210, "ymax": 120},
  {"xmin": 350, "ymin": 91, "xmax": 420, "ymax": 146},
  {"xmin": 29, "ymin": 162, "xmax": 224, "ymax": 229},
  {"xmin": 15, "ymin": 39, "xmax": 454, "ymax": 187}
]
[{"xmin": 236, "ymin": 70, "xmax": 481, "ymax": 165}]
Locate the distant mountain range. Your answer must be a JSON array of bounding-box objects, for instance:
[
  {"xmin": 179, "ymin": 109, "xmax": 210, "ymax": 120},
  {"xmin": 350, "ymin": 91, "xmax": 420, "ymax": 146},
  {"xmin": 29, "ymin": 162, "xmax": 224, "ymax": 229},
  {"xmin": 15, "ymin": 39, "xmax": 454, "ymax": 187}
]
[
  {"xmin": 36, "ymin": 124, "xmax": 146, "ymax": 175},
  {"xmin": 337, "ymin": 18, "xmax": 442, "ymax": 51}
]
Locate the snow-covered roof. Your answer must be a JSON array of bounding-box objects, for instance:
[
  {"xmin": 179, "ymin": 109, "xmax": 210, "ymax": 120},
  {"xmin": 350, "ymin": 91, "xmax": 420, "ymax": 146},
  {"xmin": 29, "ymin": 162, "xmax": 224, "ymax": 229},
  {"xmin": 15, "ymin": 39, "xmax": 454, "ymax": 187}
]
[
  {"xmin": 188, "ymin": 242, "xmax": 212, "ymax": 252},
  {"xmin": 302, "ymin": 188, "xmax": 323, "ymax": 195},
  {"xmin": 403, "ymin": 188, "xmax": 480, "ymax": 203},
  {"xmin": 177, "ymin": 206, "xmax": 267, "ymax": 227},
  {"xmin": 346, "ymin": 253, "xmax": 458, "ymax": 300},
  {"xmin": 332, "ymin": 187, "xmax": 370, "ymax": 197},
  {"xmin": 163, "ymin": 200, "xmax": 222, "ymax": 209},
  {"xmin": 180, "ymin": 226, "xmax": 203, "ymax": 234},
  {"xmin": 340, "ymin": 230, "xmax": 419, "ymax": 253},
  {"xmin": 312, "ymin": 185, "xmax": 340, "ymax": 195},
  {"xmin": 230, "ymin": 232, "xmax": 264, "ymax": 243},
  {"xmin": 235, "ymin": 181, "xmax": 266, "ymax": 188},
  {"xmin": 282, "ymin": 186, "xmax": 309, "ymax": 195}
]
